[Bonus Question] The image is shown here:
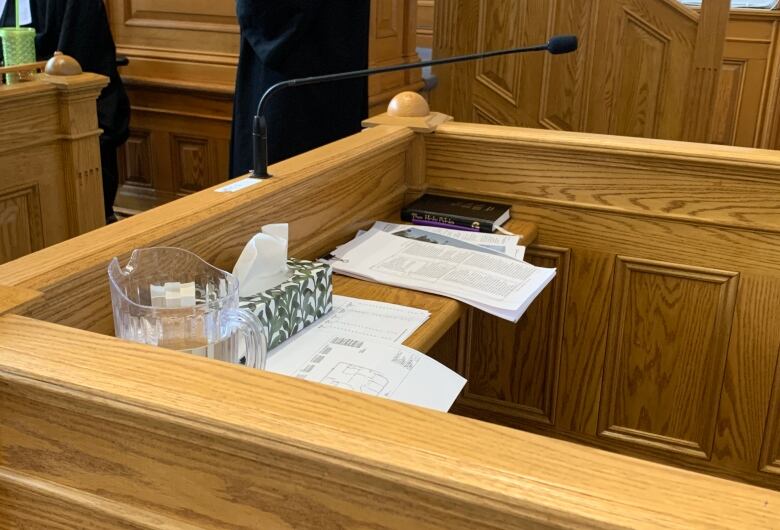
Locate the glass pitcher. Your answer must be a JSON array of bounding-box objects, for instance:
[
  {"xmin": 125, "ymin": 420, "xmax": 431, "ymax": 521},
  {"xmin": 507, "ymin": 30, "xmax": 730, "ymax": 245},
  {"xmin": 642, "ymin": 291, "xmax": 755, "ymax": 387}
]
[{"xmin": 108, "ymin": 247, "xmax": 267, "ymax": 369}]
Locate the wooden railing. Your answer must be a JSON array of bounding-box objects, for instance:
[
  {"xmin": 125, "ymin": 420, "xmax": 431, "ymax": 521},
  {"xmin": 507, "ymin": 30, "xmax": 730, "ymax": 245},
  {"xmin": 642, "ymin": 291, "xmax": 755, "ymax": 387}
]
[{"xmin": 0, "ymin": 60, "xmax": 46, "ymax": 84}]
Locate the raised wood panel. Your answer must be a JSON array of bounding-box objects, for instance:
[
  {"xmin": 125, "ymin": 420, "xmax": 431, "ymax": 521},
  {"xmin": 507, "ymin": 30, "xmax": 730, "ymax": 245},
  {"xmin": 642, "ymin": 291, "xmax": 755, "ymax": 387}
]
[
  {"xmin": 456, "ymin": 246, "xmax": 570, "ymax": 427},
  {"xmin": 538, "ymin": 0, "xmax": 598, "ymax": 131},
  {"xmin": 555, "ymin": 249, "xmax": 615, "ymax": 435},
  {"xmin": 717, "ymin": 15, "xmax": 778, "ymax": 148},
  {"xmin": 171, "ymin": 135, "xmax": 213, "ymax": 194},
  {"xmin": 120, "ymin": 131, "xmax": 153, "ymax": 189},
  {"xmin": 475, "ymin": 0, "xmax": 521, "ymax": 106},
  {"xmin": 711, "ymin": 59, "xmax": 747, "ymax": 145},
  {"xmin": 588, "ymin": 0, "xmax": 697, "ymax": 141},
  {"xmin": 433, "ymin": 0, "xmax": 745, "ymax": 146},
  {"xmin": 598, "ymin": 257, "xmax": 739, "ymax": 460},
  {"xmin": 376, "ymin": 0, "xmax": 400, "ymax": 39},
  {"xmin": 715, "ymin": 275, "xmax": 780, "ymax": 474},
  {"xmin": 611, "ymin": 8, "xmax": 671, "ymax": 138},
  {"xmin": 0, "ymin": 185, "xmax": 43, "ymax": 264},
  {"xmin": 761, "ymin": 340, "xmax": 780, "ymax": 476}
]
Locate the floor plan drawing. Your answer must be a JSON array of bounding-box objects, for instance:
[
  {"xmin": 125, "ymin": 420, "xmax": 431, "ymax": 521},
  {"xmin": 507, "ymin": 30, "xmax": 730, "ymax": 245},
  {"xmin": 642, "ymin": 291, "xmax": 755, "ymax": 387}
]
[{"xmin": 321, "ymin": 362, "xmax": 390, "ymax": 395}]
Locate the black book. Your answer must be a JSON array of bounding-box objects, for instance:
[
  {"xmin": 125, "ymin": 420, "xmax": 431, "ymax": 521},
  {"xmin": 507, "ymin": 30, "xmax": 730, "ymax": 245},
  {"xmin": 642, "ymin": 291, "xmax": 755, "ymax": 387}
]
[{"xmin": 401, "ymin": 194, "xmax": 511, "ymax": 233}]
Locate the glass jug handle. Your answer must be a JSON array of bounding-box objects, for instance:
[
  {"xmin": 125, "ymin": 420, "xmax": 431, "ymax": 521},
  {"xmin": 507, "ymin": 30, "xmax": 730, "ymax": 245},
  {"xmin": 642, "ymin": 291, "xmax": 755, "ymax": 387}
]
[{"xmin": 223, "ymin": 308, "xmax": 268, "ymax": 370}]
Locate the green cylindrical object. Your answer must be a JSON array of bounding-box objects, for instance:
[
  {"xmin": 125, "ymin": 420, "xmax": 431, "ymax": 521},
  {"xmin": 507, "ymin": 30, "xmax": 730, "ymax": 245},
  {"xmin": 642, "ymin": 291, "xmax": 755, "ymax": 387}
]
[{"xmin": 0, "ymin": 27, "xmax": 36, "ymax": 84}]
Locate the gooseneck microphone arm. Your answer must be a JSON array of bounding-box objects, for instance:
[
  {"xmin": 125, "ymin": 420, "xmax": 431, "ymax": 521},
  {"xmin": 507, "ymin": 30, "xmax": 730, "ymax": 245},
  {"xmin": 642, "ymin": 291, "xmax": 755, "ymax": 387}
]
[{"xmin": 252, "ymin": 34, "xmax": 578, "ymax": 178}]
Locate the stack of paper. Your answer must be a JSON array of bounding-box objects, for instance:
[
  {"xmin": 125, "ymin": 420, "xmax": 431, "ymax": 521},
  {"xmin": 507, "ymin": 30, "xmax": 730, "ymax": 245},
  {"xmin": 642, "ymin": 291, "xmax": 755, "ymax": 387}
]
[
  {"xmin": 325, "ymin": 223, "xmax": 555, "ymax": 322},
  {"xmin": 267, "ymin": 296, "xmax": 465, "ymax": 412}
]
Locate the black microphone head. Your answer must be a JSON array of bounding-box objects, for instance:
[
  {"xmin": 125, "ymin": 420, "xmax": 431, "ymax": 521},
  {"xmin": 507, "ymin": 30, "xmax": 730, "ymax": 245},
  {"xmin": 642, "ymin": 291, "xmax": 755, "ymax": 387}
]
[{"xmin": 547, "ymin": 35, "xmax": 578, "ymax": 55}]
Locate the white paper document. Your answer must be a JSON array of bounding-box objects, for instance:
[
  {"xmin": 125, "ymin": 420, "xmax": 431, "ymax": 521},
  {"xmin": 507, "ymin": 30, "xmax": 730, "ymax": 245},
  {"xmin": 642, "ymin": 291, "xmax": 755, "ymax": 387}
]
[
  {"xmin": 271, "ymin": 295, "xmax": 430, "ymax": 352},
  {"xmin": 267, "ymin": 330, "xmax": 465, "ymax": 412},
  {"xmin": 331, "ymin": 230, "xmax": 555, "ymax": 322}
]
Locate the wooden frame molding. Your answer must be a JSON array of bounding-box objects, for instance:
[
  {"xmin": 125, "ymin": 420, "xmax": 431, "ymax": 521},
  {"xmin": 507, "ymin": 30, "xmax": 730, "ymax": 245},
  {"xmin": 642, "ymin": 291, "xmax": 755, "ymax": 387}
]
[{"xmin": 598, "ymin": 257, "xmax": 739, "ymax": 460}]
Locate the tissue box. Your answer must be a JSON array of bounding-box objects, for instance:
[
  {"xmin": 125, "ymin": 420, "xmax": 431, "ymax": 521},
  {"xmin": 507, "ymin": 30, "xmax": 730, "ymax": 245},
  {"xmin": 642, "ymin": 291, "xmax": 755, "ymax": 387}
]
[{"xmin": 239, "ymin": 258, "xmax": 333, "ymax": 350}]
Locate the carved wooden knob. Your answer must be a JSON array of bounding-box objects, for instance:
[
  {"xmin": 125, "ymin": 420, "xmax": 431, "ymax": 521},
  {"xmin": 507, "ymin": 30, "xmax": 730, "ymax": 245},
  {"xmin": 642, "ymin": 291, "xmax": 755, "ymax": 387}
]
[
  {"xmin": 387, "ymin": 91, "xmax": 430, "ymax": 117},
  {"xmin": 45, "ymin": 51, "xmax": 83, "ymax": 76}
]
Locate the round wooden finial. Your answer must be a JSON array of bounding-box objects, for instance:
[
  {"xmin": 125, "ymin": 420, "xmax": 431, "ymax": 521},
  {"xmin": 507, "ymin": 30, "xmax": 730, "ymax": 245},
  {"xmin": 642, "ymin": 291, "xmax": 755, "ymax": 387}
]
[
  {"xmin": 387, "ymin": 91, "xmax": 430, "ymax": 117},
  {"xmin": 45, "ymin": 51, "xmax": 83, "ymax": 76}
]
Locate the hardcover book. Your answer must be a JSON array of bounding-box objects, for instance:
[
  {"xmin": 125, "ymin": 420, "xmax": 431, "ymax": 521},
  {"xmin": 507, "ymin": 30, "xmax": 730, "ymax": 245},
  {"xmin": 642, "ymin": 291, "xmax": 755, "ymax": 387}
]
[{"xmin": 401, "ymin": 194, "xmax": 511, "ymax": 233}]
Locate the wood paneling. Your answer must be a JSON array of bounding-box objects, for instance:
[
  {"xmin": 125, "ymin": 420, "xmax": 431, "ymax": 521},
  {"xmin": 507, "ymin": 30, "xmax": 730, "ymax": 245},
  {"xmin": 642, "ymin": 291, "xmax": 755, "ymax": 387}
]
[
  {"xmin": 590, "ymin": 1, "xmax": 696, "ymax": 140},
  {"xmin": 119, "ymin": 131, "xmax": 153, "ymax": 189},
  {"xmin": 3, "ymin": 119, "xmax": 780, "ymax": 523},
  {"xmin": 711, "ymin": 59, "xmax": 747, "ymax": 145},
  {"xmin": 715, "ymin": 11, "xmax": 780, "ymax": 149},
  {"xmin": 598, "ymin": 257, "xmax": 738, "ymax": 460},
  {"xmin": 0, "ymin": 74, "xmax": 106, "ymax": 264},
  {"xmin": 455, "ymin": 246, "xmax": 570, "ymax": 427},
  {"xmin": 0, "ymin": 185, "xmax": 43, "ymax": 264},
  {"xmin": 431, "ymin": 2, "xmax": 780, "ymax": 150},
  {"xmin": 432, "ymin": 0, "xmax": 721, "ymax": 142},
  {"xmin": 171, "ymin": 135, "xmax": 214, "ymax": 194},
  {"xmin": 424, "ymin": 121, "xmax": 780, "ymax": 488},
  {"xmin": 110, "ymin": 0, "xmax": 423, "ymax": 214},
  {"xmin": 0, "ymin": 125, "xmax": 417, "ymax": 334}
]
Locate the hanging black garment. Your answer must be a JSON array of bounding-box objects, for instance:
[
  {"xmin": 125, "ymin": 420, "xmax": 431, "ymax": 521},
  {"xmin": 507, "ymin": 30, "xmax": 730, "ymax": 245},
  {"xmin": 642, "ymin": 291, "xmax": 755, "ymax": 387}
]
[
  {"xmin": 1, "ymin": 0, "xmax": 130, "ymax": 218},
  {"xmin": 230, "ymin": 1, "xmax": 370, "ymax": 178}
]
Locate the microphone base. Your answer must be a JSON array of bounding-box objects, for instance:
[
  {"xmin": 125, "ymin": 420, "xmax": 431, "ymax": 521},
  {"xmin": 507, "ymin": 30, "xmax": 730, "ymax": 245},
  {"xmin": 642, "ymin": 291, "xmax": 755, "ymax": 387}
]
[{"xmin": 249, "ymin": 170, "xmax": 273, "ymax": 179}]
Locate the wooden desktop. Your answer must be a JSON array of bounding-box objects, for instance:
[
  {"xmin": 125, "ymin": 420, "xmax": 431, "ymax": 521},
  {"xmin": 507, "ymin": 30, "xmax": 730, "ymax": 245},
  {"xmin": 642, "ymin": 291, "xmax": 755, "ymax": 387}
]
[{"xmin": 1, "ymin": 100, "xmax": 779, "ymax": 527}]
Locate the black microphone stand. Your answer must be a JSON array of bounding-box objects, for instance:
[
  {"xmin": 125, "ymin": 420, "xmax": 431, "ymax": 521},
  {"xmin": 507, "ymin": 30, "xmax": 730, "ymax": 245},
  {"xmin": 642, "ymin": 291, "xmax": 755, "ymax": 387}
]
[{"xmin": 252, "ymin": 35, "xmax": 578, "ymax": 178}]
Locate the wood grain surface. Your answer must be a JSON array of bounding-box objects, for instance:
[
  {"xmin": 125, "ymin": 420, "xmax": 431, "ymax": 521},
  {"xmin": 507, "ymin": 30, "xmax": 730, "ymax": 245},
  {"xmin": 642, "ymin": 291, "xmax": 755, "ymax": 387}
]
[
  {"xmin": 0, "ymin": 73, "xmax": 107, "ymax": 264},
  {"xmin": 0, "ymin": 125, "xmax": 415, "ymax": 334},
  {"xmin": 0, "ymin": 286, "xmax": 42, "ymax": 316},
  {"xmin": 4, "ymin": 115, "xmax": 780, "ymax": 524},
  {"xmin": 427, "ymin": 0, "xmax": 780, "ymax": 150},
  {"xmin": 1, "ymin": 314, "xmax": 779, "ymax": 529},
  {"xmin": 108, "ymin": 0, "xmax": 424, "ymax": 213},
  {"xmin": 424, "ymin": 121, "xmax": 780, "ymax": 489}
]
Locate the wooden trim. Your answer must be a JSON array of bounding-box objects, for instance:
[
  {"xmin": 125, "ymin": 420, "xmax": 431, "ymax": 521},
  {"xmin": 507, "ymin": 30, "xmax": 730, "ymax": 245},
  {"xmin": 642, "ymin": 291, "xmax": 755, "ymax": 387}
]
[{"xmin": 0, "ymin": 61, "xmax": 46, "ymax": 76}]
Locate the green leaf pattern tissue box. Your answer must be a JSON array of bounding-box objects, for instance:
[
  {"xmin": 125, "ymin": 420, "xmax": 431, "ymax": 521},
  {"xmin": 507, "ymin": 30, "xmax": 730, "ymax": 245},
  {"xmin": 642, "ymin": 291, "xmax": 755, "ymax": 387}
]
[{"xmin": 238, "ymin": 258, "xmax": 333, "ymax": 350}]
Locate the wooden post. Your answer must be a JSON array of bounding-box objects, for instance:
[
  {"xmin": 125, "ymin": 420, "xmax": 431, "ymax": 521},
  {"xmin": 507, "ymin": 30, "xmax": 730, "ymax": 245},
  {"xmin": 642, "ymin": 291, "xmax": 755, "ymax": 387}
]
[
  {"xmin": 45, "ymin": 72, "xmax": 108, "ymax": 236},
  {"xmin": 683, "ymin": 0, "xmax": 731, "ymax": 143}
]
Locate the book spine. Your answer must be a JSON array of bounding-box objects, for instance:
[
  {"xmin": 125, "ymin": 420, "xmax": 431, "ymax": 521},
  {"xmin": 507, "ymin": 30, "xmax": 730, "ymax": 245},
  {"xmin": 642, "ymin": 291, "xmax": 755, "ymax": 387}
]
[{"xmin": 401, "ymin": 210, "xmax": 492, "ymax": 232}]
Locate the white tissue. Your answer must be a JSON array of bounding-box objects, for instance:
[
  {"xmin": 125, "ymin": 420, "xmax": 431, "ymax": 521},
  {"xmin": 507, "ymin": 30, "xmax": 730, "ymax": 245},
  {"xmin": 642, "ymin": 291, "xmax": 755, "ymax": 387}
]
[{"xmin": 233, "ymin": 224, "xmax": 290, "ymax": 297}]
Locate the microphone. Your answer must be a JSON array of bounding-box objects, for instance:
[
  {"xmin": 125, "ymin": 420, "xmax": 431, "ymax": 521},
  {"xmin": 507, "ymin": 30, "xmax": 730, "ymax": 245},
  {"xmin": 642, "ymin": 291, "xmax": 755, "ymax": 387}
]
[
  {"xmin": 252, "ymin": 35, "xmax": 578, "ymax": 178},
  {"xmin": 547, "ymin": 35, "xmax": 578, "ymax": 55}
]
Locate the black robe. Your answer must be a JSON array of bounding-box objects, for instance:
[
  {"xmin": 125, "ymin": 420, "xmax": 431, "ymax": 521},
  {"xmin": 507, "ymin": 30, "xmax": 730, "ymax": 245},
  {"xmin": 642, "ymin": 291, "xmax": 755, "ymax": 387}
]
[
  {"xmin": 230, "ymin": 1, "xmax": 370, "ymax": 178},
  {"xmin": 1, "ymin": 0, "xmax": 129, "ymax": 217}
]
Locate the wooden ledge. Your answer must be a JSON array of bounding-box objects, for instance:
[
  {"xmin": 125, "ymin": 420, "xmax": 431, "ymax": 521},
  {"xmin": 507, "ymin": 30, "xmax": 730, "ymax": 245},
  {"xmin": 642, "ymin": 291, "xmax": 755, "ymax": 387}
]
[
  {"xmin": 0, "ymin": 286, "xmax": 43, "ymax": 316},
  {"xmin": 1, "ymin": 313, "xmax": 778, "ymax": 528}
]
